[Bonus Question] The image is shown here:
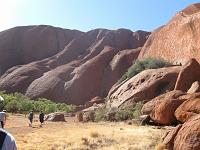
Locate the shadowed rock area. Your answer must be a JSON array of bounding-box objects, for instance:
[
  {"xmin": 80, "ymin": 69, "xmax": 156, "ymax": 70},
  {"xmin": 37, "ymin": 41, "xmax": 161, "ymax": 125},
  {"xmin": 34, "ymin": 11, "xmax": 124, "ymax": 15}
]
[
  {"xmin": 0, "ymin": 26, "xmax": 150, "ymax": 104},
  {"xmin": 0, "ymin": 25, "xmax": 82, "ymax": 75}
]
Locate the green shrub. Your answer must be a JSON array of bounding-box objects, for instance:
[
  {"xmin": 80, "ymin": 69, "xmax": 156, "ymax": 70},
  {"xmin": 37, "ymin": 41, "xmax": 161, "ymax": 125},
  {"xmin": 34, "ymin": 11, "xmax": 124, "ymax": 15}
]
[
  {"xmin": 118, "ymin": 58, "xmax": 171, "ymax": 84},
  {"xmin": 131, "ymin": 101, "xmax": 144, "ymax": 119},
  {"xmin": 115, "ymin": 109, "xmax": 132, "ymax": 121},
  {"xmin": 115, "ymin": 101, "xmax": 144, "ymax": 121},
  {"xmin": 5, "ymin": 100, "xmax": 18, "ymax": 113},
  {"xmin": 94, "ymin": 107, "xmax": 107, "ymax": 122},
  {"xmin": 0, "ymin": 92, "xmax": 75, "ymax": 114}
]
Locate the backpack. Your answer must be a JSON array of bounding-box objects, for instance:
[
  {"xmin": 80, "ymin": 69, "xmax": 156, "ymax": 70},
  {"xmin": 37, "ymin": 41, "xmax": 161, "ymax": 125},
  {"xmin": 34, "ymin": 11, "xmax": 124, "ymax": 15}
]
[
  {"xmin": 28, "ymin": 112, "xmax": 33, "ymax": 120},
  {"xmin": 39, "ymin": 113, "xmax": 44, "ymax": 120},
  {"xmin": 0, "ymin": 130, "xmax": 7, "ymax": 149}
]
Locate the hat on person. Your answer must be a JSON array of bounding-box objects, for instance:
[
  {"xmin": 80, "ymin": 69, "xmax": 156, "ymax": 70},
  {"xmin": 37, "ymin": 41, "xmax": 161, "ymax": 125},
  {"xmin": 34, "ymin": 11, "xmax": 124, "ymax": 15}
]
[{"xmin": 2, "ymin": 110, "xmax": 6, "ymax": 112}]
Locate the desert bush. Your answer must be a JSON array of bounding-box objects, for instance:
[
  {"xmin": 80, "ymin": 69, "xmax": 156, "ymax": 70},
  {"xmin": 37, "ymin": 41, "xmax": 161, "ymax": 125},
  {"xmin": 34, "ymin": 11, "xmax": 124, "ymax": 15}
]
[
  {"xmin": 131, "ymin": 101, "xmax": 143, "ymax": 118},
  {"xmin": 118, "ymin": 58, "xmax": 171, "ymax": 84},
  {"xmin": 0, "ymin": 92, "xmax": 75, "ymax": 114},
  {"xmin": 90, "ymin": 131, "xmax": 99, "ymax": 138},
  {"xmin": 115, "ymin": 101, "xmax": 144, "ymax": 121},
  {"xmin": 76, "ymin": 111, "xmax": 83, "ymax": 122},
  {"xmin": 115, "ymin": 109, "xmax": 132, "ymax": 121},
  {"xmin": 94, "ymin": 107, "xmax": 107, "ymax": 122},
  {"xmin": 5, "ymin": 100, "xmax": 18, "ymax": 113}
]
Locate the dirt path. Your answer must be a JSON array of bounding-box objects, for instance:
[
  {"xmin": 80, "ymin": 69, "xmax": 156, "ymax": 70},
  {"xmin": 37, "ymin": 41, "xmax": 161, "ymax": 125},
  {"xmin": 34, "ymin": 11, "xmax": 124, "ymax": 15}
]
[{"xmin": 4, "ymin": 114, "xmax": 165, "ymax": 150}]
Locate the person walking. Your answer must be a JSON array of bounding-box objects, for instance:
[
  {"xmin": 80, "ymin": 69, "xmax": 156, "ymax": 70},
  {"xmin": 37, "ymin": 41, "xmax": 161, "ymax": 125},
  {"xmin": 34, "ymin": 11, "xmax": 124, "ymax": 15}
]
[
  {"xmin": 0, "ymin": 110, "xmax": 7, "ymax": 128},
  {"xmin": 39, "ymin": 111, "xmax": 45, "ymax": 127},
  {"xmin": 28, "ymin": 111, "xmax": 34, "ymax": 127}
]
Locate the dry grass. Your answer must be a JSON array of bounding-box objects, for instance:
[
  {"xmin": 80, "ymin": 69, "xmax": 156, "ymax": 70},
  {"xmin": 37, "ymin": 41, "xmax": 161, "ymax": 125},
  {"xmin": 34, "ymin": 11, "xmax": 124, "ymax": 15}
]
[{"xmin": 5, "ymin": 114, "xmax": 165, "ymax": 150}]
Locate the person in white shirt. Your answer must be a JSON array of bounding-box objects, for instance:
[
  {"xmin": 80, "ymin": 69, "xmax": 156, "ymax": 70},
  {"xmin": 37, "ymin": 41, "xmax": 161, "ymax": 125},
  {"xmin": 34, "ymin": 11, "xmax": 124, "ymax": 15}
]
[
  {"xmin": 0, "ymin": 110, "xmax": 6, "ymax": 128},
  {"xmin": 0, "ymin": 128, "xmax": 17, "ymax": 150}
]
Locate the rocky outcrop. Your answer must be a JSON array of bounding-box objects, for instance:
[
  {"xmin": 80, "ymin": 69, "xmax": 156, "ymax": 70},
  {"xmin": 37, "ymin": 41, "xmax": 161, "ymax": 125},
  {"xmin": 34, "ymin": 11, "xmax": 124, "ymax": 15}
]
[
  {"xmin": 187, "ymin": 81, "xmax": 200, "ymax": 93},
  {"xmin": 162, "ymin": 125, "xmax": 182, "ymax": 150},
  {"xmin": 85, "ymin": 96, "xmax": 104, "ymax": 108},
  {"xmin": 0, "ymin": 25, "xmax": 82, "ymax": 75},
  {"xmin": 174, "ymin": 114, "xmax": 200, "ymax": 150},
  {"xmin": 141, "ymin": 90, "xmax": 184, "ymax": 115},
  {"xmin": 175, "ymin": 98, "xmax": 200, "ymax": 123},
  {"xmin": 150, "ymin": 98, "xmax": 184, "ymax": 125},
  {"xmin": 45, "ymin": 112, "xmax": 66, "ymax": 122},
  {"xmin": 162, "ymin": 115, "xmax": 200, "ymax": 150},
  {"xmin": 107, "ymin": 66, "xmax": 181, "ymax": 108},
  {"xmin": 139, "ymin": 3, "xmax": 200, "ymax": 64},
  {"xmin": 0, "ymin": 27, "xmax": 150, "ymax": 104},
  {"xmin": 175, "ymin": 59, "xmax": 200, "ymax": 92}
]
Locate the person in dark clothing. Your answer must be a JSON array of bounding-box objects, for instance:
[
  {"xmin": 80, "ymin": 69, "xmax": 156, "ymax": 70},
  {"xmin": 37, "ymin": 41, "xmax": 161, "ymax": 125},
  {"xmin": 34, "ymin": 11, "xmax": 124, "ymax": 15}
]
[
  {"xmin": 28, "ymin": 111, "xmax": 34, "ymax": 127},
  {"xmin": 39, "ymin": 111, "xmax": 45, "ymax": 127}
]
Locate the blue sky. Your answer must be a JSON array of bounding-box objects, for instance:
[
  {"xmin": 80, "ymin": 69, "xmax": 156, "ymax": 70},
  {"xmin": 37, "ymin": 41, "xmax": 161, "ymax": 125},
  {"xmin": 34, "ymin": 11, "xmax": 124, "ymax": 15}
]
[{"xmin": 0, "ymin": 0, "xmax": 200, "ymax": 32}]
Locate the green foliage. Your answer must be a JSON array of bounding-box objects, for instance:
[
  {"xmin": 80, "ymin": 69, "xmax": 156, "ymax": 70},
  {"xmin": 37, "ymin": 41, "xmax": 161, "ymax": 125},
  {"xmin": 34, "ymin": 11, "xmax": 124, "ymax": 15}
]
[
  {"xmin": 118, "ymin": 58, "xmax": 171, "ymax": 84},
  {"xmin": 94, "ymin": 107, "xmax": 107, "ymax": 122},
  {"xmin": 5, "ymin": 100, "xmax": 18, "ymax": 113},
  {"xmin": 115, "ymin": 102, "xmax": 144, "ymax": 121},
  {"xmin": 115, "ymin": 109, "xmax": 132, "ymax": 121},
  {"xmin": 94, "ymin": 102, "xmax": 144, "ymax": 122},
  {"xmin": 0, "ymin": 92, "xmax": 75, "ymax": 114},
  {"xmin": 131, "ymin": 101, "xmax": 143, "ymax": 119}
]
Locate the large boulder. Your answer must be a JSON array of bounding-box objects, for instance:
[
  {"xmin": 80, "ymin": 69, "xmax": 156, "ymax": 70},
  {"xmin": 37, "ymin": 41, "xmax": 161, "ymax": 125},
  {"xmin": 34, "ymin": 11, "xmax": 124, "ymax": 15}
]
[
  {"xmin": 139, "ymin": 3, "xmax": 200, "ymax": 64},
  {"xmin": 107, "ymin": 66, "xmax": 181, "ymax": 108},
  {"xmin": 187, "ymin": 81, "xmax": 200, "ymax": 93},
  {"xmin": 174, "ymin": 114, "xmax": 200, "ymax": 150},
  {"xmin": 174, "ymin": 59, "xmax": 200, "ymax": 92},
  {"xmin": 141, "ymin": 90, "xmax": 185, "ymax": 115},
  {"xmin": 175, "ymin": 98, "xmax": 200, "ymax": 123},
  {"xmin": 150, "ymin": 98, "xmax": 184, "ymax": 125},
  {"xmin": 0, "ymin": 28, "xmax": 150, "ymax": 105},
  {"xmin": 85, "ymin": 96, "xmax": 104, "ymax": 108},
  {"xmin": 45, "ymin": 112, "xmax": 66, "ymax": 122},
  {"xmin": 162, "ymin": 125, "xmax": 182, "ymax": 150}
]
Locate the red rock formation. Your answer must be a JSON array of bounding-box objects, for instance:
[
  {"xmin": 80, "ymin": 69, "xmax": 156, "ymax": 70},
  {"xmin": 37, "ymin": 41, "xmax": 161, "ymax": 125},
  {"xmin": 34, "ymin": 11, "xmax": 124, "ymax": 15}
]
[
  {"xmin": 174, "ymin": 59, "xmax": 200, "ymax": 92},
  {"xmin": 162, "ymin": 125, "xmax": 182, "ymax": 150},
  {"xmin": 85, "ymin": 96, "xmax": 104, "ymax": 108},
  {"xmin": 175, "ymin": 98, "xmax": 200, "ymax": 123},
  {"xmin": 174, "ymin": 114, "xmax": 200, "ymax": 150},
  {"xmin": 0, "ymin": 25, "xmax": 82, "ymax": 75},
  {"xmin": 106, "ymin": 66, "xmax": 181, "ymax": 108},
  {"xmin": 0, "ymin": 27, "xmax": 150, "ymax": 104},
  {"xmin": 139, "ymin": 3, "xmax": 200, "ymax": 64},
  {"xmin": 141, "ymin": 90, "xmax": 185, "ymax": 115},
  {"xmin": 45, "ymin": 112, "xmax": 66, "ymax": 122},
  {"xmin": 150, "ymin": 98, "xmax": 184, "ymax": 125},
  {"xmin": 187, "ymin": 81, "xmax": 200, "ymax": 93}
]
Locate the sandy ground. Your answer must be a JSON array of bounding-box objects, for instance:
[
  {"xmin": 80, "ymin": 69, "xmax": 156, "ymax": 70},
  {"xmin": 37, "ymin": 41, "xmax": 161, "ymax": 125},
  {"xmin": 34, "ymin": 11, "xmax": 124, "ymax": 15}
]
[{"xmin": 4, "ymin": 114, "xmax": 165, "ymax": 150}]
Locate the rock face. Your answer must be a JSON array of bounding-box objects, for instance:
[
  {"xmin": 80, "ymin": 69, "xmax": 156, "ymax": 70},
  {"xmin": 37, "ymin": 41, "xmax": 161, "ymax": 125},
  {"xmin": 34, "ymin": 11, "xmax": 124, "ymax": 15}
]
[
  {"xmin": 0, "ymin": 26, "xmax": 150, "ymax": 104},
  {"xmin": 0, "ymin": 25, "xmax": 82, "ymax": 75},
  {"xmin": 175, "ymin": 98, "xmax": 200, "ymax": 123},
  {"xmin": 45, "ymin": 112, "xmax": 66, "ymax": 122},
  {"xmin": 187, "ymin": 81, "xmax": 200, "ymax": 93},
  {"xmin": 163, "ymin": 125, "xmax": 182, "ymax": 150},
  {"xmin": 174, "ymin": 114, "xmax": 200, "ymax": 150},
  {"xmin": 175, "ymin": 59, "xmax": 200, "ymax": 92},
  {"xmin": 107, "ymin": 66, "xmax": 180, "ymax": 108},
  {"xmin": 139, "ymin": 3, "xmax": 200, "ymax": 64},
  {"xmin": 85, "ymin": 96, "xmax": 104, "ymax": 108},
  {"xmin": 141, "ymin": 90, "xmax": 185, "ymax": 115},
  {"xmin": 150, "ymin": 98, "xmax": 184, "ymax": 125}
]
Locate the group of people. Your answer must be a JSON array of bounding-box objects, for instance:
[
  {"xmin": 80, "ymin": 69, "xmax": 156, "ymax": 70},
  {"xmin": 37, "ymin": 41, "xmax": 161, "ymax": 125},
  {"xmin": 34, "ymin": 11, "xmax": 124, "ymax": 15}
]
[
  {"xmin": 0, "ymin": 110, "xmax": 45, "ymax": 150},
  {"xmin": 28, "ymin": 111, "xmax": 45, "ymax": 127}
]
